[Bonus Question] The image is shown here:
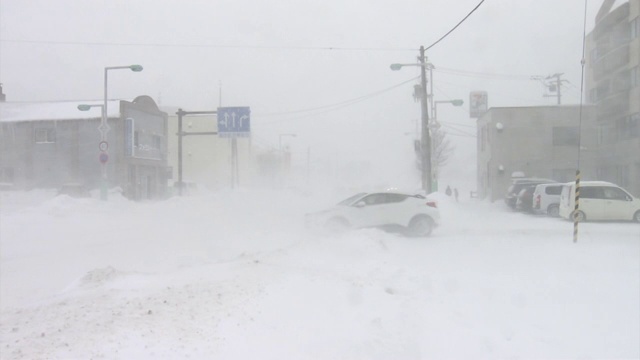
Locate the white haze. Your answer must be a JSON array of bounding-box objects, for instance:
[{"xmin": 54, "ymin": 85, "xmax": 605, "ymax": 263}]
[
  {"xmin": 1, "ymin": 188, "xmax": 639, "ymax": 359},
  {"xmin": 0, "ymin": 0, "xmax": 603, "ymax": 188},
  {"xmin": 2, "ymin": 1, "xmax": 638, "ymax": 359}
]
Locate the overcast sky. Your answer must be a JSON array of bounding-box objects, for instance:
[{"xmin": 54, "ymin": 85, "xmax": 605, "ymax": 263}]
[{"xmin": 0, "ymin": 0, "xmax": 604, "ymax": 190}]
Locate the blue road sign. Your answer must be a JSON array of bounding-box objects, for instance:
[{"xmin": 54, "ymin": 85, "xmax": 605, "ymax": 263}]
[{"xmin": 217, "ymin": 107, "xmax": 250, "ymax": 138}]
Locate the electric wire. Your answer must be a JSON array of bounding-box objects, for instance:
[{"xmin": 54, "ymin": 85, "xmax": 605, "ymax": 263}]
[
  {"xmin": 0, "ymin": 38, "xmax": 416, "ymax": 52},
  {"xmin": 424, "ymin": 0, "xmax": 486, "ymax": 52},
  {"xmin": 258, "ymin": 76, "xmax": 420, "ymax": 117},
  {"xmin": 254, "ymin": 76, "xmax": 421, "ymax": 125}
]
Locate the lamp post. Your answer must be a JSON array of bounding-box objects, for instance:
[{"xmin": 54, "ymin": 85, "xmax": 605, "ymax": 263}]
[
  {"xmin": 278, "ymin": 133, "xmax": 296, "ymax": 187},
  {"xmin": 100, "ymin": 64, "xmax": 143, "ymax": 201},
  {"xmin": 391, "ymin": 46, "xmax": 433, "ymax": 193},
  {"xmin": 432, "ymin": 99, "xmax": 464, "ymax": 128},
  {"xmin": 430, "ymin": 99, "xmax": 463, "ymax": 191},
  {"xmin": 279, "ymin": 133, "xmax": 297, "ymax": 154}
]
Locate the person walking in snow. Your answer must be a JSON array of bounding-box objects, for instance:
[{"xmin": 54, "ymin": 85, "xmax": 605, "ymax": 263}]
[
  {"xmin": 445, "ymin": 186, "xmax": 452, "ymax": 196},
  {"xmin": 454, "ymin": 188, "xmax": 459, "ymax": 202}
]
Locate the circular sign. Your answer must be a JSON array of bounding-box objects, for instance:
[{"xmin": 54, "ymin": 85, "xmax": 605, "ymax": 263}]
[
  {"xmin": 99, "ymin": 152, "xmax": 109, "ymax": 164},
  {"xmin": 99, "ymin": 141, "xmax": 109, "ymax": 152}
]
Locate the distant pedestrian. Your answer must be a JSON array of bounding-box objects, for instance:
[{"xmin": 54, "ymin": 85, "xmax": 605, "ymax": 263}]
[
  {"xmin": 445, "ymin": 186, "xmax": 452, "ymax": 196},
  {"xmin": 454, "ymin": 188, "xmax": 459, "ymax": 202}
]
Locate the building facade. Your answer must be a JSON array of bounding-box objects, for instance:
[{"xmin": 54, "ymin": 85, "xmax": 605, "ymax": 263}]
[
  {"xmin": 0, "ymin": 96, "xmax": 170, "ymax": 200},
  {"xmin": 585, "ymin": 0, "xmax": 640, "ymax": 196},
  {"xmin": 477, "ymin": 105, "xmax": 598, "ymax": 201}
]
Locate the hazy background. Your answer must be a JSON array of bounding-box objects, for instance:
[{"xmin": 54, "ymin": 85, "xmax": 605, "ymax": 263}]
[{"xmin": 0, "ymin": 0, "xmax": 603, "ymax": 192}]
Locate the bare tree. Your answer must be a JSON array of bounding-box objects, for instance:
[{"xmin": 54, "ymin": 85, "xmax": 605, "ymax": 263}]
[
  {"xmin": 431, "ymin": 127, "xmax": 454, "ymax": 176},
  {"xmin": 412, "ymin": 127, "xmax": 454, "ymax": 177}
]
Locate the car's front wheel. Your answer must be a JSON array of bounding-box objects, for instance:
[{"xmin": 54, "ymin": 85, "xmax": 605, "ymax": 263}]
[
  {"xmin": 572, "ymin": 210, "xmax": 586, "ymax": 222},
  {"xmin": 407, "ymin": 215, "xmax": 434, "ymax": 237}
]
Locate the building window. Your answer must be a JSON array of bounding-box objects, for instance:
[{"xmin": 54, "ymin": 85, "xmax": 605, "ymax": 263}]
[
  {"xmin": 618, "ymin": 113, "xmax": 640, "ymax": 140},
  {"xmin": 134, "ymin": 131, "xmax": 140, "ymax": 147},
  {"xmin": 34, "ymin": 128, "xmax": 56, "ymax": 143},
  {"xmin": 552, "ymin": 127, "xmax": 579, "ymax": 146},
  {"xmin": 0, "ymin": 168, "xmax": 14, "ymax": 183},
  {"xmin": 152, "ymin": 135, "xmax": 162, "ymax": 150},
  {"xmin": 552, "ymin": 169, "xmax": 575, "ymax": 183},
  {"xmin": 631, "ymin": 16, "xmax": 639, "ymax": 39},
  {"xmin": 631, "ymin": 66, "xmax": 639, "ymax": 88},
  {"xmin": 616, "ymin": 166, "xmax": 630, "ymax": 188}
]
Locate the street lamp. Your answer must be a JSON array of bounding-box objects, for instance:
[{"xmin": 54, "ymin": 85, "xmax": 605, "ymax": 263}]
[
  {"xmin": 279, "ymin": 133, "xmax": 297, "ymax": 154},
  {"xmin": 100, "ymin": 64, "xmax": 143, "ymax": 201},
  {"xmin": 390, "ymin": 45, "xmax": 433, "ymax": 193},
  {"xmin": 278, "ymin": 134, "xmax": 296, "ymax": 187},
  {"xmin": 429, "ymin": 99, "xmax": 464, "ymax": 191},
  {"xmin": 432, "ymin": 99, "xmax": 464, "ymax": 128}
]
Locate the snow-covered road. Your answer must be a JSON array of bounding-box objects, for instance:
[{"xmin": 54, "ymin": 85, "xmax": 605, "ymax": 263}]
[{"xmin": 1, "ymin": 189, "xmax": 638, "ymax": 359}]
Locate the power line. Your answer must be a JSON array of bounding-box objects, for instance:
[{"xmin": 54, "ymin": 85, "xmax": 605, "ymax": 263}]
[
  {"xmin": 0, "ymin": 38, "xmax": 416, "ymax": 52},
  {"xmin": 425, "ymin": 0, "xmax": 486, "ymax": 51},
  {"xmin": 434, "ymin": 67, "xmax": 532, "ymax": 80},
  {"xmin": 259, "ymin": 76, "xmax": 420, "ymax": 118},
  {"xmin": 254, "ymin": 76, "xmax": 421, "ymax": 125}
]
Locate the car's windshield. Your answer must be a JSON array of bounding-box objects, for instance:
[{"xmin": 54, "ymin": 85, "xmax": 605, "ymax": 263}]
[{"xmin": 336, "ymin": 192, "xmax": 367, "ymax": 206}]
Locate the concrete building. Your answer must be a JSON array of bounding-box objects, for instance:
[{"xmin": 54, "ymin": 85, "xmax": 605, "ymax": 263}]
[
  {"xmin": 477, "ymin": 105, "xmax": 598, "ymax": 201},
  {"xmin": 585, "ymin": 0, "xmax": 640, "ymax": 196},
  {"xmin": 0, "ymin": 96, "xmax": 170, "ymax": 200}
]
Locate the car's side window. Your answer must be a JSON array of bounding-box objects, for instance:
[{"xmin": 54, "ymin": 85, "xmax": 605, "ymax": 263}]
[
  {"xmin": 603, "ymin": 187, "xmax": 628, "ymax": 201},
  {"xmin": 546, "ymin": 186, "xmax": 562, "ymax": 195},
  {"xmin": 361, "ymin": 194, "xmax": 386, "ymax": 206},
  {"xmin": 385, "ymin": 194, "xmax": 408, "ymax": 203},
  {"xmin": 581, "ymin": 187, "xmax": 604, "ymax": 199}
]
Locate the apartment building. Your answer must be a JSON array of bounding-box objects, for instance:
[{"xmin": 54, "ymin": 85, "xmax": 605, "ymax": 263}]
[{"xmin": 585, "ymin": 0, "xmax": 640, "ymax": 196}]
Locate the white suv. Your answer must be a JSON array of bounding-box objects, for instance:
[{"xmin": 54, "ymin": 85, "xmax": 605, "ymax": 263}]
[
  {"xmin": 532, "ymin": 183, "xmax": 564, "ymax": 217},
  {"xmin": 305, "ymin": 191, "xmax": 440, "ymax": 236}
]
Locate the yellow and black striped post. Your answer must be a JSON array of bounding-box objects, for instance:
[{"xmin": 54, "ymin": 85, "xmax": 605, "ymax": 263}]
[{"xmin": 573, "ymin": 170, "xmax": 581, "ymax": 243}]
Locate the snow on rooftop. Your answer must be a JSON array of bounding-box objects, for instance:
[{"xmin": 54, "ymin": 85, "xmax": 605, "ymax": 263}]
[{"xmin": 0, "ymin": 100, "xmax": 123, "ymax": 122}]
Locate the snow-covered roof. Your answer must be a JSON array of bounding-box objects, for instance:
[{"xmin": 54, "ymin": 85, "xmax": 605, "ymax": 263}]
[{"xmin": 0, "ymin": 100, "xmax": 123, "ymax": 123}]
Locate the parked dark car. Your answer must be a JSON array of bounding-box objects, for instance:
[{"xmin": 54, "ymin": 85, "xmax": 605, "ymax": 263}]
[
  {"xmin": 504, "ymin": 178, "xmax": 556, "ymax": 209},
  {"xmin": 515, "ymin": 184, "xmax": 539, "ymax": 212}
]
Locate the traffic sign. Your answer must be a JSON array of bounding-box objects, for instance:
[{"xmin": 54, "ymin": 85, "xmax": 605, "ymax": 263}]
[
  {"xmin": 99, "ymin": 141, "xmax": 109, "ymax": 152},
  {"xmin": 217, "ymin": 107, "xmax": 250, "ymax": 138},
  {"xmin": 99, "ymin": 152, "xmax": 109, "ymax": 164}
]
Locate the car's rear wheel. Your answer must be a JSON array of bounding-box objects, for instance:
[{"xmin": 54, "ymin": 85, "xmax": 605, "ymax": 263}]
[
  {"xmin": 407, "ymin": 215, "xmax": 434, "ymax": 237},
  {"xmin": 547, "ymin": 204, "xmax": 560, "ymax": 217},
  {"xmin": 572, "ymin": 210, "xmax": 586, "ymax": 222},
  {"xmin": 633, "ymin": 211, "xmax": 640, "ymax": 223},
  {"xmin": 324, "ymin": 217, "xmax": 349, "ymax": 234}
]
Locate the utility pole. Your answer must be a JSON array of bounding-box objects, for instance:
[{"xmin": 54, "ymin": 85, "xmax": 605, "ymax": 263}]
[
  {"xmin": 419, "ymin": 46, "xmax": 432, "ymax": 193},
  {"xmin": 532, "ymin": 73, "xmax": 567, "ymax": 105},
  {"xmin": 390, "ymin": 46, "xmax": 432, "ymax": 193}
]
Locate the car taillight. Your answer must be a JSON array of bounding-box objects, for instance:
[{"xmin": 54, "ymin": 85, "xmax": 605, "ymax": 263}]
[
  {"xmin": 535, "ymin": 195, "xmax": 541, "ymax": 207},
  {"xmin": 426, "ymin": 201, "xmax": 437, "ymax": 208}
]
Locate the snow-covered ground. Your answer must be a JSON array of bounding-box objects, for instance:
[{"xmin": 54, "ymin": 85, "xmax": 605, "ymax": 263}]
[{"xmin": 1, "ymin": 188, "xmax": 638, "ymax": 359}]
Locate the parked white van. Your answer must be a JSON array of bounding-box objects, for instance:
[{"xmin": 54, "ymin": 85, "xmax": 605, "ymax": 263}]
[
  {"xmin": 559, "ymin": 181, "xmax": 640, "ymax": 222},
  {"xmin": 532, "ymin": 183, "xmax": 565, "ymax": 217}
]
